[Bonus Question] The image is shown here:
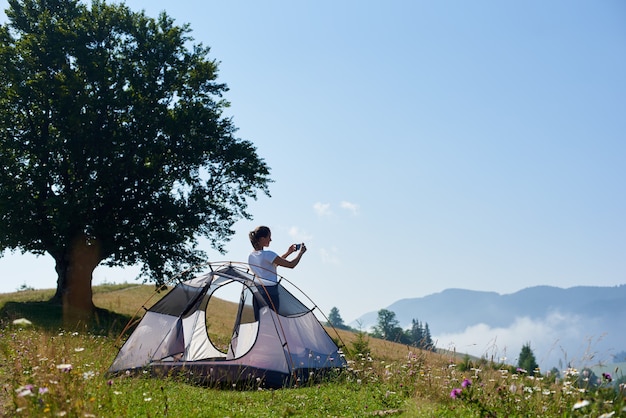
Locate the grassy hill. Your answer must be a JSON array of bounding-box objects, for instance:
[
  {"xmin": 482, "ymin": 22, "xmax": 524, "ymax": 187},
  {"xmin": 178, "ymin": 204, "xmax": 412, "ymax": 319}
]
[
  {"xmin": 0, "ymin": 284, "xmax": 436, "ymax": 363},
  {"xmin": 1, "ymin": 285, "xmax": 623, "ymax": 417}
]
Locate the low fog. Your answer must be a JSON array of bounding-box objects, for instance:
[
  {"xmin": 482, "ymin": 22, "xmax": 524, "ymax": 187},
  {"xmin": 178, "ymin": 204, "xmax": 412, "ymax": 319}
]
[{"xmin": 434, "ymin": 311, "xmax": 618, "ymax": 371}]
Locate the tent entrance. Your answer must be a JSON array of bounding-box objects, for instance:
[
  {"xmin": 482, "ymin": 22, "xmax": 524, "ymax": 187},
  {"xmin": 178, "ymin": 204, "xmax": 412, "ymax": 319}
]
[{"xmin": 205, "ymin": 280, "xmax": 258, "ymax": 359}]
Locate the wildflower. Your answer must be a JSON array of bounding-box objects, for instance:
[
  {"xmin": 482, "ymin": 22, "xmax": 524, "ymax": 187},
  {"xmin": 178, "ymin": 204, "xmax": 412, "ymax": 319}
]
[
  {"xmin": 572, "ymin": 399, "xmax": 590, "ymax": 410},
  {"xmin": 516, "ymin": 367, "xmax": 527, "ymax": 374},
  {"xmin": 74, "ymin": 347, "xmax": 85, "ymax": 352},
  {"xmin": 39, "ymin": 387, "xmax": 49, "ymax": 395},
  {"xmin": 16, "ymin": 385, "xmax": 33, "ymax": 397},
  {"xmin": 509, "ymin": 384, "xmax": 517, "ymax": 393},
  {"xmin": 56, "ymin": 364, "xmax": 72, "ymax": 372},
  {"xmin": 564, "ymin": 368, "xmax": 579, "ymax": 377},
  {"xmin": 450, "ymin": 388, "xmax": 462, "ymax": 399},
  {"xmin": 602, "ymin": 372, "xmax": 612, "ymax": 382},
  {"xmin": 107, "ymin": 380, "xmax": 113, "ymax": 386},
  {"xmin": 83, "ymin": 371, "xmax": 95, "ymax": 380},
  {"xmin": 12, "ymin": 318, "xmax": 32, "ymax": 326},
  {"xmin": 598, "ymin": 412, "xmax": 615, "ymax": 418},
  {"xmin": 462, "ymin": 378, "xmax": 472, "ymax": 388}
]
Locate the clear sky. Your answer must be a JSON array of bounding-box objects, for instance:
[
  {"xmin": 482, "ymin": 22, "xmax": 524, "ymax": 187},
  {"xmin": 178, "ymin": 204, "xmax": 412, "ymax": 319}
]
[{"xmin": 0, "ymin": 1, "xmax": 624, "ymax": 325}]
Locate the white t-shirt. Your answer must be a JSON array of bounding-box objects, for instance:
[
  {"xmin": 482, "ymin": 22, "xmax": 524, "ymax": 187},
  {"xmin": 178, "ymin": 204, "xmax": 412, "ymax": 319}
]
[{"xmin": 248, "ymin": 250, "xmax": 279, "ymax": 285}]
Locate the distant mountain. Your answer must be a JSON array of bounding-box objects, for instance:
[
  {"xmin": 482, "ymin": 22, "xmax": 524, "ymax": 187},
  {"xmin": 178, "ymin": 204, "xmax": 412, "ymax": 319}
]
[{"xmin": 352, "ymin": 285, "xmax": 626, "ymax": 369}]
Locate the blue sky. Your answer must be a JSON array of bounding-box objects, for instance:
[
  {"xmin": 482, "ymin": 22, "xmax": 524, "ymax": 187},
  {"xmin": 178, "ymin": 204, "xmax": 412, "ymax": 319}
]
[{"xmin": 0, "ymin": 1, "xmax": 624, "ymax": 325}]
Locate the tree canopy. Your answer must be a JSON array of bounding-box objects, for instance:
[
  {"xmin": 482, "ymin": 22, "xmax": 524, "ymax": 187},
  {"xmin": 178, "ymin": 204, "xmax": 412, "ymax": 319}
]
[
  {"xmin": 517, "ymin": 343, "xmax": 539, "ymax": 376},
  {"xmin": 370, "ymin": 309, "xmax": 435, "ymax": 349},
  {"xmin": 0, "ymin": 0, "xmax": 271, "ymax": 320},
  {"xmin": 327, "ymin": 307, "xmax": 347, "ymax": 330}
]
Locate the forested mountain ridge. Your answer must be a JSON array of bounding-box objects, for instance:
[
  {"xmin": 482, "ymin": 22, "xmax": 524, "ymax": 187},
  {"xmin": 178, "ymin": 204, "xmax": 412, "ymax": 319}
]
[
  {"xmin": 353, "ymin": 285, "xmax": 626, "ymax": 333},
  {"xmin": 352, "ymin": 285, "xmax": 626, "ymax": 368}
]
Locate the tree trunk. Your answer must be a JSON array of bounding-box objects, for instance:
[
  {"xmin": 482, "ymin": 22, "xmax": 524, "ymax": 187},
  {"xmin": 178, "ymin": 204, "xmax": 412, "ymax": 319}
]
[{"xmin": 52, "ymin": 235, "xmax": 102, "ymax": 326}]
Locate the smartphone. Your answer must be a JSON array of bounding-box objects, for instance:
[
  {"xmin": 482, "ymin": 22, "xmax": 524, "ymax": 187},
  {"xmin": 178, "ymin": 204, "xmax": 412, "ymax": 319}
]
[{"xmin": 295, "ymin": 243, "xmax": 302, "ymax": 250}]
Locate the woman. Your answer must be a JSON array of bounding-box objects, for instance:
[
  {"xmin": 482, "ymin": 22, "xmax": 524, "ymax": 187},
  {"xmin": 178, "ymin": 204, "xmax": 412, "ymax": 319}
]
[{"xmin": 248, "ymin": 226, "xmax": 306, "ymax": 311}]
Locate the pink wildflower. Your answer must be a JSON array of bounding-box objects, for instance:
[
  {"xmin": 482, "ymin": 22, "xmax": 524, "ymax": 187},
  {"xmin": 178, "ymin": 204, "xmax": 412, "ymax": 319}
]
[{"xmin": 450, "ymin": 388, "xmax": 462, "ymax": 399}]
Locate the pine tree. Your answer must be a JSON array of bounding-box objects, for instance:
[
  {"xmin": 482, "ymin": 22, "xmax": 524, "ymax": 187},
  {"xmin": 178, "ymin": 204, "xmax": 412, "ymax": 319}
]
[
  {"xmin": 518, "ymin": 343, "xmax": 539, "ymax": 375},
  {"xmin": 424, "ymin": 323, "xmax": 434, "ymax": 351},
  {"xmin": 409, "ymin": 319, "xmax": 435, "ymax": 351},
  {"xmin": 327, "ymin": 307, "xmax": 346, "ymax": 329}
]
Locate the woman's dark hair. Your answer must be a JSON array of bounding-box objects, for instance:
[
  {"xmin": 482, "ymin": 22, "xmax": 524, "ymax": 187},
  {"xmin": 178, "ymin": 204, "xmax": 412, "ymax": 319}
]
[{"xmin": 249, "ymin": 226, "xmax": 271, "ymax": 250}]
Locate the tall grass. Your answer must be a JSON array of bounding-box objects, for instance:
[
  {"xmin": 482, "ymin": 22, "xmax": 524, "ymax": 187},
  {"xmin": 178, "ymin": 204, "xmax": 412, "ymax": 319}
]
[{"xmin": 1, "ymin": 286, "xmax": 624, "ymax": 417}]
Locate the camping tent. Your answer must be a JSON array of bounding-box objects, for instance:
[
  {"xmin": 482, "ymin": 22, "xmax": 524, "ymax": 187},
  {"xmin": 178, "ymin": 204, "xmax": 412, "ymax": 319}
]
[{"xmin": 108, "ymin": 262, "xmax": 346, "ymax": 388}]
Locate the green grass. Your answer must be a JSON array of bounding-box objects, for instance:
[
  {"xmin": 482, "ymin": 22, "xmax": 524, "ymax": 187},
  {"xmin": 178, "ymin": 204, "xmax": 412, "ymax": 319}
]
[{"xmin": 1, "ymin": 286, "xmax": 625, "ymax": 417}]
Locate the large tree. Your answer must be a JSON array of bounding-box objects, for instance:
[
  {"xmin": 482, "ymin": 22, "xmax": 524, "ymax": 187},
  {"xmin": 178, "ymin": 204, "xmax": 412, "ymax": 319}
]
[
  {"xmin": 371, "ymin": 309, "xmax": 401, "ymax": 341},
  {"xmin": 0, "ymin": 0, "xmax": 271, "ymax": 322}
]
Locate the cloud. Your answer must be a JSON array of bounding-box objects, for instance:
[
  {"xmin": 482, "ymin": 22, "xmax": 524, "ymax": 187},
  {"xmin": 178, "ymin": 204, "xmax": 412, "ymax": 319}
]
[
  {"xmin": 433, "ymin": 312, "xmax": 613, "ymax": 370},
  {"xmin": 320, "ymin": 247, "xmax": 341, "ymax": 265},
  {"xmin": 340, "ymin": 201, "xmax": 359, "ymax": 215},
  {"xmin": 314, "ymin": 201, "xmax": 359, "ymax": 217},
  {"xmin": 313, "ymin": 202, "xmax": 332, "ymax": 217},
  {"xmin": 287, "ymin": 226, "xmax": 313, "ymax": 242}
]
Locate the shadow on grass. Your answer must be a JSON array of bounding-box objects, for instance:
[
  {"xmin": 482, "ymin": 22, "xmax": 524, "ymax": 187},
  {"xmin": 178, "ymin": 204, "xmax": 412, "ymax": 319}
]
[{"xmin": 0, "ymin": 299, "xmax": 133, "ymax": 337}]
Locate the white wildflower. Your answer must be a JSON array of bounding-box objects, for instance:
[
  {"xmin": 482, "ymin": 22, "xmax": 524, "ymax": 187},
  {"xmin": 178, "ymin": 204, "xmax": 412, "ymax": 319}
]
[
  {"xmin": 56, "ymin": 364, "xmax": 72, "ymax": 372},
  {"xmin": 572, "ymin": 399, "xmax": 590, "ymax": 410},
  {"xmin": 16, "ymin": 387, "xmax": 33, "ymax": 397}
]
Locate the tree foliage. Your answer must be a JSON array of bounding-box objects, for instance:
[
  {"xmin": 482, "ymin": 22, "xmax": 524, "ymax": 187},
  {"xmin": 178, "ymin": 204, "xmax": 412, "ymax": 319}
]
[
  {"xmin": 517, "ymin": 343, "xmax": 539, "ymax": 376},
  {"xmin": 371, "ymin": 309, "xmax": 400, "ymax": 341},
  {"xmin": 409, "ymin": 318, "xmax": 434, "ymax": 351},
  {"xmin": 370, "ymin": 309, "xmax": 434, "ymax": 347},
  {"xmin": 327, "ymin": 306, "xmax": 348, "ymax": 330},
  {"xmin": 0, "ymin": 0, "xmax": 271, "ymax": 319}
]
